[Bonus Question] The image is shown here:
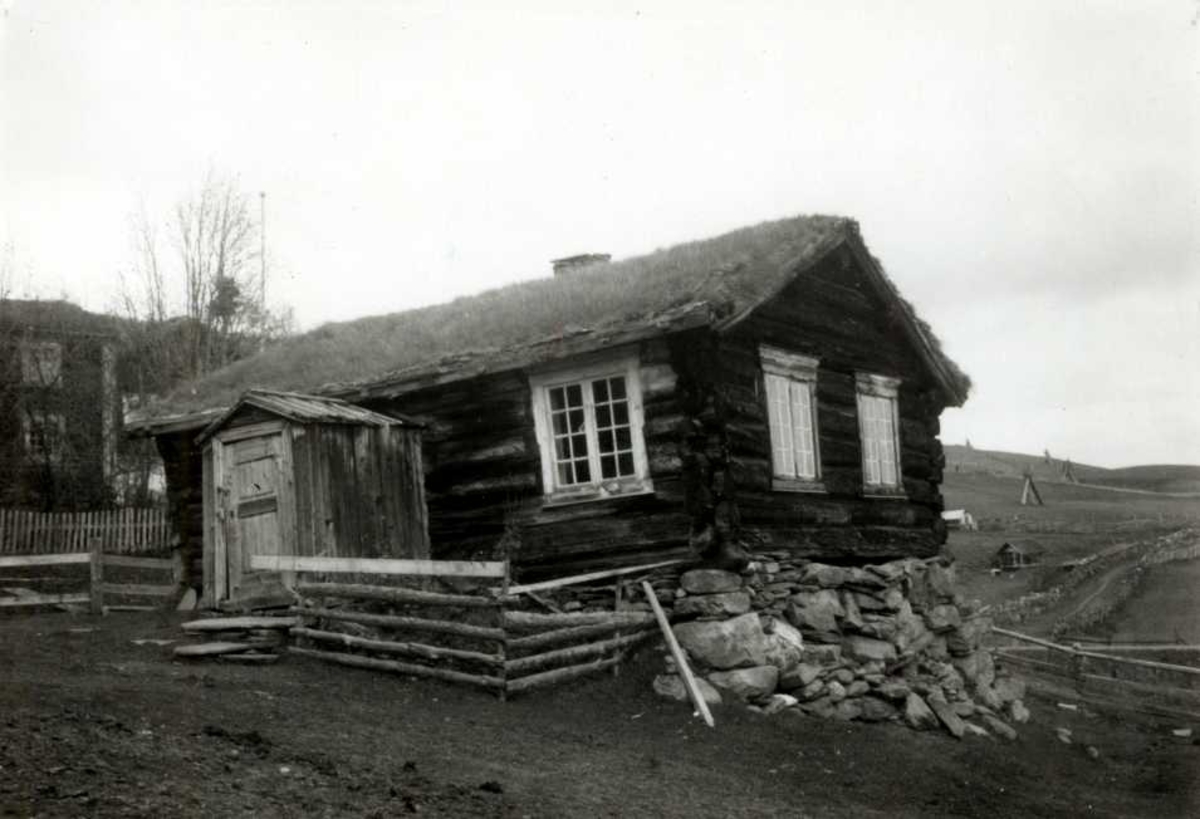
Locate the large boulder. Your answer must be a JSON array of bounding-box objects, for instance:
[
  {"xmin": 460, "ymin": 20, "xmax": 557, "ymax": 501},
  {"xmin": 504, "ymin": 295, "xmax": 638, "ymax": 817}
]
[
  {"xmin": 763, "ymin": 618, "xmax": 806, "ymax": 671},
  {"xmin": 675, "ymin": 591, "xmax": 752, "ymax": 618},
  {"xmin": 779, "ymin": 662, "xmax": 823, "ymax": 691},
  {"xmin": 801, "ymin": 564, "xmax": 848, "ymax": 588},
  {"xmin": 674, "ymin": 613, "xmax": 770, "ymax": 671},
  {"xmin": 904, "ymin": 693, "xmax": 939, "ymax": 730},
  {"xmin": 842, "ymin": 635, "xmax": 898, "ymax": 665},
  {"xmin": 840, "ymin": 590, "xmax": 864, "ymax": 630},
  {"xmin": 993, "ymin": 675, "xmax": 1027, "ymax": 705},
  {"xmin": 926, "ymin": 561, "xmax": 957, "ymax": 601},
  {"xmin": 798, "ymin": 643, "xmax": 843, "ymax": 667},
  {"xmin": 953, "ymin": 650, "xmax": 996, "ymax": 688},
  {"xmin": 926, "ymin": 689, "xmax": 966, "ymax": 739},
  {"xmin": 924, "ymin": 604, "xmax": 962, "ymax": 633},
  {"xmin": 858, "ymin": 696, "xmax": 899, "ymax": 722},
  {"xmin": 786, "ymin": 589, "xmax": 844, "ymax": 638},
  {"xmin": 680, "ymin": 569, "xmax": 743, "ymax": 595},
  {"xmin": 947, "ymin": 616, "xmax": 991, "ymax": 656},
  {"xmin": 653, "ymin": 674, "xmax": 724, "ymax": 706},
  {"xmin": 708, "ymin": 666, "xmax": 779, "ymax": 703}
]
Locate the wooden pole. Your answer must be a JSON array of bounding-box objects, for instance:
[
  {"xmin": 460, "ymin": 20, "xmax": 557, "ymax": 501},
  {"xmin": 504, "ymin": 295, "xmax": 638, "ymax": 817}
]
[
  {"xmin": 641, "ymin": 580, "xmax": 714, "ymax": 728},
  {"xmin": 89, "ymin": 538, "xmax": 104, "ymax": 615}
]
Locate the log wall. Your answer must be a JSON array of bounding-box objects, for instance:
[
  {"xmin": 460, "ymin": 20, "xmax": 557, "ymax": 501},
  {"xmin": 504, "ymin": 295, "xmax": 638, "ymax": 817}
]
[
  {"xmin": 716, "ymin": 245, "xmax": 948, "ymax": 559},
  {"xmin": 365, "ymin": 340, "xmax": 694, "ymax": 580},
  {"xmin": 156, "ymin": 430, "xmax": 203, "ymax": 589}
]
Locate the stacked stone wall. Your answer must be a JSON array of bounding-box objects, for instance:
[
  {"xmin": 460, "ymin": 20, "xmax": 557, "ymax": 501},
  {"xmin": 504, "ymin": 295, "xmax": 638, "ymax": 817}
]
[{"xmin": 655, "ymin": 554, "xmax": 1030, "ymax": 738}]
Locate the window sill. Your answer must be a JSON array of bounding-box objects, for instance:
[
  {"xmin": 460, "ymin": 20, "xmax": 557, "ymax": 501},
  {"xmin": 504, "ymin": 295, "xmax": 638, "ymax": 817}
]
[
  {"xmin": 542, "ymin": 482, "xmax": 656, "ymax": 509},
  {"xmin": 862, "ymin": 486, "xmax": 907, "ymax": 500},
  {"xmin": 771, "ymin": 478, "xmax": 827, "ymax": 494}
]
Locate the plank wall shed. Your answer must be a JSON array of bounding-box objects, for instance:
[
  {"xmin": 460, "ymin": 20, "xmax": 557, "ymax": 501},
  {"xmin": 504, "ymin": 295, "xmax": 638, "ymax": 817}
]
[
  {"xmin": 196, "ymin": 390, "xmax": 427, "ymax": 605},
  {"xmin": 131, "ymin": 215, "xmax": 973, "ymax": 590}
]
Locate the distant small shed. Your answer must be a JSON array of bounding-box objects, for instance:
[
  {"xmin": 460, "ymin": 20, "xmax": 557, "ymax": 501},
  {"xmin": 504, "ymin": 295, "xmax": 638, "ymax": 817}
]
[
  {"xmin": 197, "ymin": 389, "xmax": 427, "ymax": 605},
  {"xmin": 993, "ymin": 541, "xmax": 1044, "ymax": 571},
  {"xmin": 941, "ymin": 509, "xmax": 977, "ymax": 531}
]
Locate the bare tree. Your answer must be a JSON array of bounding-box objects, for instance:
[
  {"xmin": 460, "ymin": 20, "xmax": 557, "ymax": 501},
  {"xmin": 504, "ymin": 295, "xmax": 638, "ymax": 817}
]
[
  {"xmin": 122, "ymin": 171, "xmax": 273, "ymax": 382},
  {"xmin": 115, "ymin": 172, "xmax": 294, "ymax": 503}
]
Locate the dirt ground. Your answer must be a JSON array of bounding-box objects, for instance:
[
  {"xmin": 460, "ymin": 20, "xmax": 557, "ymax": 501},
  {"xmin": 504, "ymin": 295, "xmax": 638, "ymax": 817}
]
[{"xmin": 1, "ymin": 612, "xmax": 1197, "ymax": 818}]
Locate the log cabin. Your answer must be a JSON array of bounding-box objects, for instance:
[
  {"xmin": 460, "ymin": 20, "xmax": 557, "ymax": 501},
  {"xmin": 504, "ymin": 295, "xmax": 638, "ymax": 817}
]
[{"xmin": 128, "ymin": 215, "xmax": 970, "ymax": 603}]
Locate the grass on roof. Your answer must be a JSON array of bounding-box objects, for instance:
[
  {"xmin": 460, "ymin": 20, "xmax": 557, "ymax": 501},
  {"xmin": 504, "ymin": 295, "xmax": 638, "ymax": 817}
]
[{"xmin": 160, "ymin": 215, "xmax": 852, "ymax": 414}]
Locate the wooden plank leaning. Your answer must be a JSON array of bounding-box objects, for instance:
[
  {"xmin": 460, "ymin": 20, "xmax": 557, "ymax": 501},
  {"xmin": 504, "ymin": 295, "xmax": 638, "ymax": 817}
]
[{"xmin": 642, "ymin": 580, "xmax": 714, "ymax": 728}]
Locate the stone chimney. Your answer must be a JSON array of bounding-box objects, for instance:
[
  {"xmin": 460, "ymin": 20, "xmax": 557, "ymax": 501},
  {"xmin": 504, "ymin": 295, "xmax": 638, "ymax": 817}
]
[{"xmin": 551, "ymin": 253, "xmax": 611, "ymax": 277}]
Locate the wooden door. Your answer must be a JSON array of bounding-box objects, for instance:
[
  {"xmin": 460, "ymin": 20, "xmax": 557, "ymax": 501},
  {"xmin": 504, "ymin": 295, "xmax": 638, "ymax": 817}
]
[{"xmin": 220, "ymin": 429, "xmax": 290, "ymax": 600}]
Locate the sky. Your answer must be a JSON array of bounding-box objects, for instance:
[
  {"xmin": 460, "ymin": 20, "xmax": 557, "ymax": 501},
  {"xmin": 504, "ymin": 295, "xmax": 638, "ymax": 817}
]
[{"xmin": 2, "ymin": 0, "xmax": 1198, "ymax": 468}]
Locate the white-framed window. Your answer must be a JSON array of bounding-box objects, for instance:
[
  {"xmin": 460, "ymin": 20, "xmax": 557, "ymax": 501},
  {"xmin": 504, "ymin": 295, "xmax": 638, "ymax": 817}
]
[
  {"xmin": 856, "ymin": 372, "xmax": 903, "ymax": 493},
  {"xmin": 21, "ymin": 341, "xmax": 62, "ymax": 386},
  {"xmin": 22, "ymin": 409, "xmax": 66, "ymax": 464},
  {"xmin": 529, "ymin": 350, "xmax": 653, "ymax": 504},
  {"xmin": 760, "ymin": 346, "xmax": 823, "ymax": 491}
]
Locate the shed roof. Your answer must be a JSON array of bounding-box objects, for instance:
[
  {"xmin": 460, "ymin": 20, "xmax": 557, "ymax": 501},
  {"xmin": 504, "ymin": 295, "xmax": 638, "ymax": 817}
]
[
  {"xmin": 196, "ymin": 389, "xmax": 420, "ymax": 443},
  {"xmin": 131, "ymin": 214, "xmax": 971, "ymax": 435}
]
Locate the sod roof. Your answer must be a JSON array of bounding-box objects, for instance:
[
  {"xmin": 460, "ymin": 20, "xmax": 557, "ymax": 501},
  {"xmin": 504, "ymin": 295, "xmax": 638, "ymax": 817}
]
[{"xmin": 134, "ymin": 214, "xmax": 969, "ymax": 432}]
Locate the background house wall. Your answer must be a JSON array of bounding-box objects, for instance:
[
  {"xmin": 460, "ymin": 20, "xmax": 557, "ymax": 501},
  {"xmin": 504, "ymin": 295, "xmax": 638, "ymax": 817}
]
[{"xmin": 0, "ymin": 302, "xmax": 121, "ymax": 510}]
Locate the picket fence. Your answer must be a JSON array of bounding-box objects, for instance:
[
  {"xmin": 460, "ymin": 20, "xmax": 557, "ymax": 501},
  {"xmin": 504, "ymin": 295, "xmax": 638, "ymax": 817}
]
[{"xmin": 0, "ymin": 508, "xmax": 171, "ymax": 556}]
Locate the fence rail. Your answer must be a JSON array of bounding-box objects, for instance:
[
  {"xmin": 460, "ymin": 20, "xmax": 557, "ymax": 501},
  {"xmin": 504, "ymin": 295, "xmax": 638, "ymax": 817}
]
[
  {"xmin": 286, "ymin": 556, "xmax": 674, "ymax": 698},
  {"xmin": 0, "ymin": 508, "xmax": 171, "ymax": 556},
  {"xmin": 0, "ymin": 542, "xmax": 180, "ymax": 612}
]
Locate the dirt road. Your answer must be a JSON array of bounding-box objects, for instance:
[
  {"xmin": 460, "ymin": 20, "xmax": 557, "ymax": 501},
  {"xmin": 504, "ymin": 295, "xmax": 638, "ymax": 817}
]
[{"xmin": 1, "ymin": 612, "xmax": 1197, "ymax": 818}]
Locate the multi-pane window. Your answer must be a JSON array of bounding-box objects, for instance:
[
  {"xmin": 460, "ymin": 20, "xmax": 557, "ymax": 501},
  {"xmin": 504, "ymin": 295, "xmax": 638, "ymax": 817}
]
[
  {"xmin": 761, "ymin": 346, "xmax": 822, "ymax": 489},
  {"xmin": 21, "ymin": 341, "xmax": 62, "ymax": 386},
  {"xmin": 531, "ymin": 352, "xmax": 651, "ymax": 502},
  {"xmin": 857, "ymin": 373, "xmax": 902, "ymax": 491},
  {"xmin": 22, "ymin": 410, "xmax": 66, "ymax": 464}
]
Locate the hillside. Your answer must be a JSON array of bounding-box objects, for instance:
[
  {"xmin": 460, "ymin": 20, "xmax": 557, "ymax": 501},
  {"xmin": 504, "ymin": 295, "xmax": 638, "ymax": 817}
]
[{"xmin": 944, "ymin": 445, "xmax": 1200, "ymax": 495}]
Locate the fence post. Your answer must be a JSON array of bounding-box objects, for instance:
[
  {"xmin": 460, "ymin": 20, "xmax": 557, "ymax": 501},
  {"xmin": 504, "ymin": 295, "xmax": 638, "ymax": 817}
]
[{"xmin": 89, "ymin": 538, "xmax": 104, "ymax": 615}]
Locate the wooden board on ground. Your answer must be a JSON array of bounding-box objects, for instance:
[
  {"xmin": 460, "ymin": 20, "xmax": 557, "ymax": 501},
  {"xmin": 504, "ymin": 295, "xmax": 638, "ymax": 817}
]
[
  {"xmin": 182, "ymin": 616, "xmax": 299, "ymax": 632},
  {"xmin": 217, "ymin": 653, "xmax": 280, "ymax": 664},
  {"xmin": 174, "ymin": 642, "xmax": 256, "ymax": 657}
]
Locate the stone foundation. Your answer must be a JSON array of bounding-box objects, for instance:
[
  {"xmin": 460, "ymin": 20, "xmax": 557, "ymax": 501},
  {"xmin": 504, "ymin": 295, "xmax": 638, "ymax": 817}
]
[{"xmin": 655, "ymin": 555, "xmax": 1029, "ymax": 738}]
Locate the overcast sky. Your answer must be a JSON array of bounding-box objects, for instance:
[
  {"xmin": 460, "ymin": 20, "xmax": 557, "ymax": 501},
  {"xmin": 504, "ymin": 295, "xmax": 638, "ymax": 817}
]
[{"xmin": 2, "ymin": 0, "xmax": 1197, "ymax": 468}]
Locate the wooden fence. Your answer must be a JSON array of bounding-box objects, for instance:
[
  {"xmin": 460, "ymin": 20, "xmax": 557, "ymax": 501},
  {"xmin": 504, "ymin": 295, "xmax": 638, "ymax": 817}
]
[
  {"xmin": 992, "ymin": 626, "xmax": 1200, "ymax": 720},
  {"xmin": 278, "ymin": 555, "xmax": 674, "ymax": 699},
  {"xmin": 0, "ymin": 508, "xmax": 171, "ymax": 556},
  {"xmin": 0, "ymin": 541, "xmax": 180, "ymax": 612}
]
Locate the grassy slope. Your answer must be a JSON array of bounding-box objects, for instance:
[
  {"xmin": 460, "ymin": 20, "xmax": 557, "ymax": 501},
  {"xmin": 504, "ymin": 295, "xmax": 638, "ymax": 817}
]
[
  {"xmin": 945, "ymin": 445, "xmax": 1200, "ymax": 494},
  {"xmin": 942, "ymin": 468, "xmax": 1200, "ymax": 639}
]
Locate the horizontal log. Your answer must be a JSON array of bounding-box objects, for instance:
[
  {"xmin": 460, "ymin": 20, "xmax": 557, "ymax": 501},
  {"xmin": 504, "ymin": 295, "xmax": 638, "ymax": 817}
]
[
  {"xmin": 739, "ymin": 524, "xmax": 940, "ymax": 560},
  {"xmin": 101, "ymin": 582, "xmax": 177, "ymax": 598},
  {"xmin": 296, "ymin": 582, "xmax": 497, "ymax": 609},
  {"xmin": 504, "ymin": 610, "xmax": 655, "ymax": 631},
  {"xmin": 101, "ymin": 555, "xmax": 175, "ymax": 571},
  {"xmin": 292, "ymin": 606, "xmax": 505, "ymax": 643},
  {"xmin": 505, "ymin": 653, "xmax": 623, "ymax": 696},
  {"xmin": 104, "ymin": 605, "xmax": 158, "ymax": 612},
  {"xmin": 506, "ymin": 629, "xmax": 657, "ymax": 677},
  {"xmin": 250, "ymin": 555, "xmax": 507, "ymax": 579},
  {"xmin": 0, "ymin": 592, "xmax": 90, "ymax": 607},
  {"xmin": 506, "ymin": 620, "xmax": 648, "ymax": 654},
  {"xmin": 289, "ymin": 646, "xmax": 504, "ymax": 690},
  {"xmin": 183, "ymin": 616, "xmax": 299, "ymax": 632},
  {"xmin": 0, "ymin": 553, "xmax": 90, "ymax": 568},
  {"xmin": 507, "ymin": 559, "xmax": 684, "ymax": 596},
  {"xmin": 291, "ymin": 626, "xmax": 503, "ymax": 667}
]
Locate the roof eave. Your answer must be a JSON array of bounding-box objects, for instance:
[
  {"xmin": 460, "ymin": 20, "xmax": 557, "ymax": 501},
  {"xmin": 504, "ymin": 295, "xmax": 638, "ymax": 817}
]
[{"xmin": 713, "ymin": 233, "xmax": 969, "ymax": 407}]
